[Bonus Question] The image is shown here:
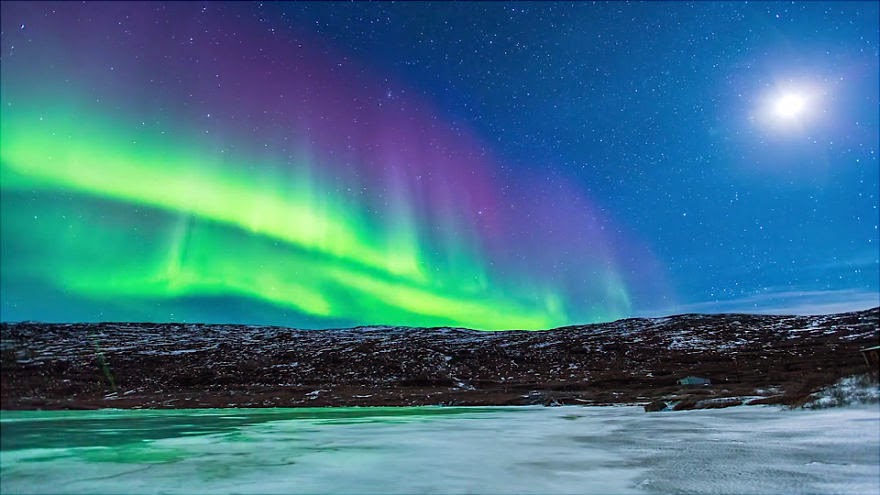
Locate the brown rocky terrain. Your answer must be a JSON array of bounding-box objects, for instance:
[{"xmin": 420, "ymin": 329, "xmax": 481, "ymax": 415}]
[{"xmin": 2, "ymin": 307, "xmax": 877, "ymax": 411}]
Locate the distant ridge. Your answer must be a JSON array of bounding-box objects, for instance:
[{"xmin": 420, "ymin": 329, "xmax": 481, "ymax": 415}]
[
  {"xmin": 6, "ymin": 305, "xmax": 878, "ymax": 332},
  {"xmin": 2, "ymin": 307, "xmax": 877, "ymax": 410}
]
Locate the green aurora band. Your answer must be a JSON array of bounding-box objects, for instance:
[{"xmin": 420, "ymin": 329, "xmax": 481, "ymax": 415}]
[
  {"xmin": 1, "ymin": 100, "xmax": 636, "ymax": 330},
  {"xmin": 0, "ymin": 3, "xmax": 635, "ymax": 329}
]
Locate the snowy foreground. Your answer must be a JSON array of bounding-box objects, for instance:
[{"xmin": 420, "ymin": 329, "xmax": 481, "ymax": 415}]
[{"xmin": 1, "ymin": 405, "xmax": 878, "ymax": 494}]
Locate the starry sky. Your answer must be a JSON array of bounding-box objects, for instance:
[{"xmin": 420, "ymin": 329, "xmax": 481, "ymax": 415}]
[{"xmin": 1, "ymin": 2, "xmax": 877, "ymax": 330}]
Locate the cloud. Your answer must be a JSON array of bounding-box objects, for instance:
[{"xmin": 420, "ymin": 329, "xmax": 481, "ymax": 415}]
[{"xmin": 641, "ymin": 288, "xmax": 880, "ymax": 317}]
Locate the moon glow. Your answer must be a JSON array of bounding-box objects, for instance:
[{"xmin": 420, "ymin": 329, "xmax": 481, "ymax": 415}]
[
  {"xmin": 755, "ymin": 82, "xmax": 822, "ymax": 133},
  {"xmin": 773, "ymin": 92, "xmax": 807, "ymax": 119}
]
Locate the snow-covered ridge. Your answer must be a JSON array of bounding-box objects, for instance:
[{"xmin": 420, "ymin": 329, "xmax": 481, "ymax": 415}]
[{"xmin": 2, "ymin": 307, "xmax": 877, "ymax": 409}]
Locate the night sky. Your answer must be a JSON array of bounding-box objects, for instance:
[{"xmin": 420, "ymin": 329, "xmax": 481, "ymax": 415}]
[{"xmin": 1, "ymin": 2, "xmax": 877, "ymax": 330}]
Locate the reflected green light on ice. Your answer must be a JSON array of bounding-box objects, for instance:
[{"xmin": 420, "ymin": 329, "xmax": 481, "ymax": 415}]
[
  {"xmin": 0, "ymin": 407, "xmax": 514, "ymax": 457},
  {"xmin": 1, "ymin": 407, "xmax": 517, "ymax": 469}
]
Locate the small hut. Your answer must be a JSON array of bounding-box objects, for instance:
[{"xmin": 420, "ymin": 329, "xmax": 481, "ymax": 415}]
[{"xmin": 677, "ymin": 376, "xmax": 711, "ymax": 386}]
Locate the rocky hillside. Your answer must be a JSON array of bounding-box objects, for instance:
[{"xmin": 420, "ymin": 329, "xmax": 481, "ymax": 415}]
[{"xmin": 2, "ymin": 307, "xmax": 877, "ymax": 410}]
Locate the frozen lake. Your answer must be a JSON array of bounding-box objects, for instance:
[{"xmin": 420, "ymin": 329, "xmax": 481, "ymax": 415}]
[{"xmin": 1, "ymin": 405, "xmax": 878, "ymax": 494}]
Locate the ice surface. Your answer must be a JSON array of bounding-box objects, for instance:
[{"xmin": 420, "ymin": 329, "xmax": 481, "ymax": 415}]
[{"xmin": 1, "ymin": 405, "xmax": 878, "ymax": 494}]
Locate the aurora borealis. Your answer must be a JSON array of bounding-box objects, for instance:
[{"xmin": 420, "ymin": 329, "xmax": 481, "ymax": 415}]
[{"xmin": 1, "ymin": 2, "xmax": 878, "ymax": 329}]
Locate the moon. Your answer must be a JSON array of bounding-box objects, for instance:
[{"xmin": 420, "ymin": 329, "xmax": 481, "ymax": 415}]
[
  {"xmin": 755, "ymin": 83, "xmax": 822, "ymax": 132},
  {"xmin": 773, "ymin": 92, "xmax": 807, "ymax": 119}
]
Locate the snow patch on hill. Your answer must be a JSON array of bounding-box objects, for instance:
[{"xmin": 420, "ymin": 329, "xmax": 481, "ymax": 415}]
[{"xmin": 803, "ymin": 375, "xmax": 880, "ymax": 409}]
